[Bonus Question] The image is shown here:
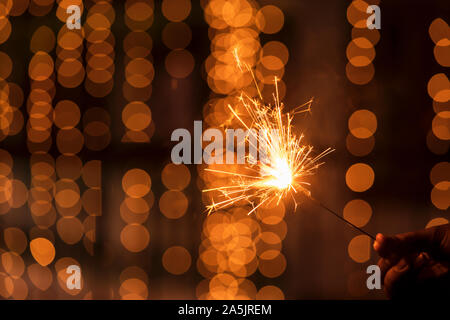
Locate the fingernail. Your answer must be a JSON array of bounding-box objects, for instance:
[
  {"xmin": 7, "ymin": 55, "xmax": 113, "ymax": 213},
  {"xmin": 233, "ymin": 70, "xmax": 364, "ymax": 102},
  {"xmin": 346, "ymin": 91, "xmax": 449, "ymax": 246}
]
[
  {"xmin": 395, "ymin": 260, "xmax": 409, "ymax": 272},
  {"xmin": 414, "ymin": 253, "xmax": 425, "ymax": 268},
  {"xmin": 414, "ymin": 252, "xmax": 430, "ymax": 268},
  {"xmin": 376, "ymin": 233, "xmax": 383, "ymax": 242},
  {"xmin": 373, "ymin": 241, "xmax": 380, "ymax": 251}
]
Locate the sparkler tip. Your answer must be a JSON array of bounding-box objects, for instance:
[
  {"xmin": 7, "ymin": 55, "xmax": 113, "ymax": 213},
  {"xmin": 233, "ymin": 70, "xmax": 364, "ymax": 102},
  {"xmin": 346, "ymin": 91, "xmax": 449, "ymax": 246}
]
[{"xmin": 202, "ymin": 54, "xmax": 333, "ymax": 216}]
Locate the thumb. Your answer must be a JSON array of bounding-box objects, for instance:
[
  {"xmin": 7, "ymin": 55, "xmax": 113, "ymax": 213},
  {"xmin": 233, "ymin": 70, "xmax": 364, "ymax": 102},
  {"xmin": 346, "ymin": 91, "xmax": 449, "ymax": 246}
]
[{"xmin": 374, "ymin": 224, "xmax": 450, "ymax": 260}]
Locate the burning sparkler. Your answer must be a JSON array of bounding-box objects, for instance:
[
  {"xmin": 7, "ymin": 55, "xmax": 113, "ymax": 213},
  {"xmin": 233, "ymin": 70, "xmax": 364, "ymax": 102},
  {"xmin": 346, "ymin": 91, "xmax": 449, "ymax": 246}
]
[
  {"xmin": 202, "ymin": 52, "xmax": 375, "ymax": 240},
  {"xmin": 203, "ymin": 85, "xmax": 332, "ymax": 215}
]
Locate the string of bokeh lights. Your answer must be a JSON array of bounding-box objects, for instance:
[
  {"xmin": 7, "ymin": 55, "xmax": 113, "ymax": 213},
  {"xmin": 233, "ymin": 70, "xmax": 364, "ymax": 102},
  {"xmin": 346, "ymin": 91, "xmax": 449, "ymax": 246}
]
[
  {"xmin": 345, "ymin": 0, "xmax": 379, "ymax": 298},
  {"xmin": 427, "ymin": 17, "xmax": 449, "ymax": 224},
  {"xmin": 196, "ymin": 0, "xmax": 289, "ymax": 300}
]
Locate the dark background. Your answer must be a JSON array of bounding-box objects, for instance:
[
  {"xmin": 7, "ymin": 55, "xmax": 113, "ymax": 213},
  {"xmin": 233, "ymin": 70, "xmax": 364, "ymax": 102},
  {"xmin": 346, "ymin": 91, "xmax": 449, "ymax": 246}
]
[{"xmin": 0, "ymin": 0, "xmax": 448, "ymax": 299}]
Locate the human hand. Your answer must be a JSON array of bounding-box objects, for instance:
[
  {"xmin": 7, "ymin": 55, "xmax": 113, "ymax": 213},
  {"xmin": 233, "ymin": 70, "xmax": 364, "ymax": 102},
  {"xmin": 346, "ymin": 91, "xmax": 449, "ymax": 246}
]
[{"xmin": 373, "ymin": 223, "xmax": 450, "ymax": 299}]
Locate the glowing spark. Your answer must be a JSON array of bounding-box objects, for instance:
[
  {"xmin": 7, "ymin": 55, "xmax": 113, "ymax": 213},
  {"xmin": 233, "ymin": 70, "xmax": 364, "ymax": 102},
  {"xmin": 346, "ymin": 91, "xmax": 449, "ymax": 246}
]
[{"xmin": 202, "ymin": 57, "xmax": 333, "ymax": 215}]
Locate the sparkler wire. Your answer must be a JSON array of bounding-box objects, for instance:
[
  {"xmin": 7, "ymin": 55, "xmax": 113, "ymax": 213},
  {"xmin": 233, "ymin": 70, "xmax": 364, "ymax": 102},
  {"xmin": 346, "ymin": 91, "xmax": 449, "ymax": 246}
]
[{"xmin": 309, "ymin": 197, "xmax": 376, "ymax": 240}]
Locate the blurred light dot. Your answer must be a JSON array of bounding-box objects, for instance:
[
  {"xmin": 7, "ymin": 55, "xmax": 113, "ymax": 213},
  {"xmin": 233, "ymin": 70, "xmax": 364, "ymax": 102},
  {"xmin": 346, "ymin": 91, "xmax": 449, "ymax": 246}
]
[
  {"xmin": 28, "ymin": 0, "xmax": 54, "ymax": 16},
  {"xmin": 122, "ymin": 101, "xmax": 152, "ymax": 131},
  {"xmin": 29, "ymin": 51, "xmax": 54, "ymax": 81},
  {"xmin": 5, "ymin": 82, "xmax": 24, "ymax": 108},
  {"xmin": 54, "ymin": 100, "xmax": 80, "ymax": 129},
  {"xmin": 434, "ymin": 39, "xmax": 450, "ymax": 67},
  {"xmin": 57, "ymin": 59, "xmax": 85, "ymax": 88},
  {"xmin": 346, "ymin": 133, "xmax": 375, "ymax": 157},
  {"xmin": 55, "ymin": 256, "xmax": 83, "ymax": 295},
  {"xmin": 9, "ymin": 0, "xmax": 29, "ymax": 17},
  {"xmin": 55, "ymin": 179, "xmax": 80, "ymax": 209},
  {"xmin": 256, "ymin": 285, "xmax": 284, "ymax": 300},
  {"xmin": 0, "ymin": 273, "xmax": 14, "ymax": 298},
  {"xmin": 30, "ymin": 25, "xmax": 55, "ymax": 53},
  {"xmin": 0, "ymin": 149, "xmax": 12, "ymax": 176},
  {"xmin": 120, "ymin": 278, "xmax": 148, "ymax": 300},
  {"xmin": 430, "ymin": 162, "xmax": 449, "ymax": 185},
  {"xmin": 1, "ymin": 251, "xmax": 25, "ymax": 277},
  {"xmin": 84, "ymin": 121, "xmax": 111, "ymax": 152},
  {"xmin": 426, "ymin": 129, "xmax": 449, "ymax": 155},
  {"xmin": 263, "ymin": 220, "xmax": 287, "ymax": 241},
  {"xmin": 120, "ymin": 266, "xmax": 148, "ymax": 285},
  {"xmin": 161, "ymin": 163, "xmax": 190, "ymax": 190},
  {"xmin": 165, "ymin": 49, "xmax": 195, "ymax": 79},
  {"xmin": 4, "ymin": 228, "xmax": 27, "ymax": 255},
  {"xmin": 56, "ymin": 216, "xmax": 84, "ymax": 244},
  {"xmin": 6, "ymin": 179, "xmax": 28, "ymax": 208},
  {"xmin": 122, "ymin": 168, "xmax": 151, "ymax": 198},
  {"xmin": 432, "ymin": 112, "xmax": 450, "ymax": 140},
  {"xmin": 352, "ymin": 27, "xmax": 380, "ymax": 46},
  {"xmin": 262, "ymin": 41, "xmax": 289, "ymax": 66},
  {"xmin": 159, "ymin": 190, "xmax": 188, "ymax": 219},
  {"xmin": 427, "ymin": 73, "xmax": 450, "ymax": 103},
  {"xmin": 431, "ymin": 181, "xmax": 449, "ymax": 210},
  {"xmin": 428, "ymin": 18, "xmax": 450, "ymax": 45},
  {"xmin": 86, "ymin": 12, "xmax": 112, "ymax": 30},
  {"xmin": 209, "ymin": 273, "xmax": 238, "ymax": 300},
  {"xmin": 256, "ymin": 199, "xmax": 285, "ymax": 225},
  {"xmin": 125, "ymin": 0, "xmax": 153, "ymax": 23},
  {"xmin": 236, "ymin": 278, "xmax": 256, "ymax": 300},
  {"xmin": 222, "ymin": 0, "xmax": 253, "ymax": 28},
  {"xmin": 56, "ymin": 0, "xmax": 83, "ymax": 22},
  {"xmin": 88, "ymin": 1, "xmax": 116, "ymax": 24},
  {"xmin": 126, "ymin": 58, "xmax": 154, "ymax": 88},
  {"xmin": 348, "ymin": 235, "xmax": 371, "ymax": 263},
  {"xmin": 346, "ymin": 163, "xmax": 375, "ymax": 192},
  {"xmin": 123, "ymin": 81, "xmax": 152, "ymax": 102},
  {"xmin": 82, "ymin": 188, "xmax": 101, "ymax": 216},
  {"xmin": 11, "ymin": 277, "xmax": 27, "ymax": 300},
  {"xmin": 56, "ymin": 128, "xmax": 84, "ymax": 155},
  {"xmin": 27, "ymin": 263, "xmax": 52, "ymax": 291},
  {"xmin": 29, "ymin": 191, "xmax": 52, "ymax": 217},
  {"xmin": 346, "ymin": 62, "xmax": 374, "ymax": 85},
  {"xmin": 82, "ymin": 160, "xmax": 101, "ymax": 188},
  {"xmin": 162, "ymin": 22, "xmax": 191, "ymax": 49},
  {"xmin": 57, "ymin": 28, "xmax": 84, "ymax": 51},
  {"xmin": 56, "ymin": 155, "xmax": 82, "ymax": 180},
  {"xmin": 0, "ymin": 52, "xmax": 12, "ymax": 80},
  {"xmin": 258, "ymin": 252, "xmax": 286, "ymax": 278},
  {"xmin": 255, "ymin": 5, "xmax": 284, "ymax": 34},
  {"xmin": 343, "ymin": 199, "xmax": 372, "ymax": 228},
  {"xmin": 346, "ymin": 0, "xmax": 370, "ymax": 28},
  {"xmin": 29, "ymin": 237, "xmax": 55, "ymax": 266},
  {"xmin": 120, "ymin": 224, "xmax": 150, "ymax": 253},
  {"xmin": 122, "ymin": 128, "xmax": 152, "ymax": 143},
  {"xmin": 346, "ymin": 37, "xmax": 375, "ymax": 67},
  {"xmin": 348, "ymin": 109, "xmax": 377, "ymax": 139},
  {"xmin": 85, "ymin": 75, "xmax": 113, "ymax": 98},
  {"xmin": 162, "ymin": 0, "xmax": 191, "ymax": 22},
  {"xmin": 31, "ymin": 206, "xmax": 57, "ymax": 228},
  {"xmin": 123, "ymin": 31, "xmax": 152, "ymax": 59},
  {"xmin": 0, "ymin": 17, "xmax": 11, "ymax": 44},
  {"xmin": 120, "ymin": 195, "xmax": 152, "ymax": 224},
  {"xmin": 260, "ymin": 55, "xmax": 283, "ymax": 71},
  {"xmin": 162, "ymin": 246, "xmax": 192, "ymax": 275}
]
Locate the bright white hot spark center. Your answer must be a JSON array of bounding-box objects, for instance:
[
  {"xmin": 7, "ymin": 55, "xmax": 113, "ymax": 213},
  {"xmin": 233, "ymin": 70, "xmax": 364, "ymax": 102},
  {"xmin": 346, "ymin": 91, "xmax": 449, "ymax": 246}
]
[{"xmin": 260, "ymin": 157, "xmax": 293, "ymax": 190}]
